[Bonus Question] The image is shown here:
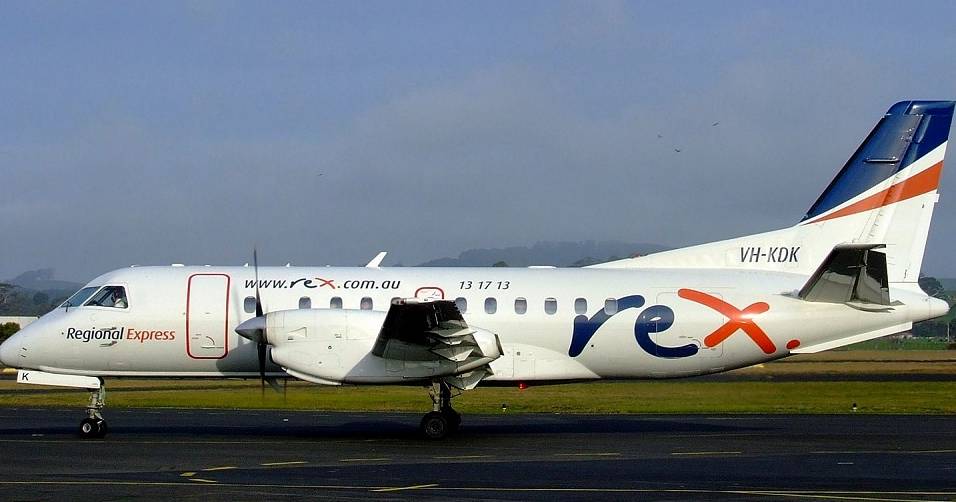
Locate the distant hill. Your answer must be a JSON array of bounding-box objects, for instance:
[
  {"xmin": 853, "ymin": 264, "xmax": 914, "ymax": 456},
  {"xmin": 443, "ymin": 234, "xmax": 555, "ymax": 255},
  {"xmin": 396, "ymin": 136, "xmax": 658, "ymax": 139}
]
[
  {"xmin": 7, "ymin": 269, "xmax": 82, "ymax": 295},
  {"xmin": 938, "ymin": 278, "xmax": 956, "ymax": 291},
  {"xmin": 417, "ymin": 241, "xmax": 669, "ymax": 268},
  {"xmin": 0, "ymin": 269, "xmax": 81, "ymax": 316}
]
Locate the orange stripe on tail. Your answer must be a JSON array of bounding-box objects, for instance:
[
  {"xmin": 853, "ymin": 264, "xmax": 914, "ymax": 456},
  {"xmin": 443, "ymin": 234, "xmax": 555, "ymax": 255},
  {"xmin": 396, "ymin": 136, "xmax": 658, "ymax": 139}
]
[{"xmin": 809, "ymin": 162, "xmax": 943, "ymax": 224}]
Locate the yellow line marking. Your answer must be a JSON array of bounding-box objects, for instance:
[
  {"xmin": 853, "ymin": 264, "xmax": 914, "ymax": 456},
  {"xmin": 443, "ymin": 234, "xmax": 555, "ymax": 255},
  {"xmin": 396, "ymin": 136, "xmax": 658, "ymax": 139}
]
[
  {"xmin": 202, "ymin": 466, "xmax": 237, "ymax": 471},
  {"xmin": 260, "ymin": 461, "xmax": 308, "ymax": 466},
  {"xmin": 372, "ymin": 483, "xmax": 439, "ymax": 492},
  {"xmin": 433, "ymin": 455, "xmax": 492, "ymax": 460},
  {"xmin": 339, "ymin": 458, "xmax": 390, "ymax": 462},
  {"xmin": 179, "ymin": 472, "xmax": 196, "ymax": 477},
  {"xmin": 554, "ymin": 453, "xmax": 620, "ymax": 457},
  {"xmin": 671, "ymin": 451, "xmax": 741, "ymax": 456},
  {"xmin": 188, "ymin": 478, "xmax": 218, "ymax": 484}
]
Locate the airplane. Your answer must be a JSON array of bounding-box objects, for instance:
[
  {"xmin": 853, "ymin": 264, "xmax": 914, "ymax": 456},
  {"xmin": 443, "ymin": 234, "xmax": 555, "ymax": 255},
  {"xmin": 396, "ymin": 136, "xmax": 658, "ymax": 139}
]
[{"xmin": 1, "ymin": 100, "xmax": 953, "ymax": 440}]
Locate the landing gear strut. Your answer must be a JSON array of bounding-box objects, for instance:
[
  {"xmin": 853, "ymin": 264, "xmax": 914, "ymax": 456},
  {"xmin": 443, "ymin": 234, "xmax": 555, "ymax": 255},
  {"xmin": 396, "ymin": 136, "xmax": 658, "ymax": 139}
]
[
  {"xmin": 79, "ymin": 381, "xmax": 107, "ymax": 439},
  {"xmin": 420, "ymin": 380, "xmax": 461, "ymax": 440}
]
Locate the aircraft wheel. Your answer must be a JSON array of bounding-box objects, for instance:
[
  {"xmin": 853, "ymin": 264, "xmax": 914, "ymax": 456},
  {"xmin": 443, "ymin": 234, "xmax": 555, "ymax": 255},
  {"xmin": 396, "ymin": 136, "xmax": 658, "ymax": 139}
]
[
  {"xmin": 443, "ymin": 409, "xmax": 461, "ymax": 432},
  {"xmin": 79, "ymin": 418, "xmax": 100, "ymax": 439},
  {"xmin": 420, "ymin": 411, "xmax": 450, "ymax": 440},
  {"xmin": 95, "ymin": 419, "xmax": 108, "ymax": 438}
]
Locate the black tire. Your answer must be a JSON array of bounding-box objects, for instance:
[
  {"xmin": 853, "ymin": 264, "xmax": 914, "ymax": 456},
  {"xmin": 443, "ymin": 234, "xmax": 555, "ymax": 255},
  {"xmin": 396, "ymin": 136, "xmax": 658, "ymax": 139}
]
[
  {"xmin": 95, "ymin": 419, "xmax": 108, "ymax": 438},
  {"xmin": 79, "ymin": 418, "xmax": 99, "ymax": 439},
  {"xmin": 443, "ymin": 409, "xmax": 462, "ymax": 432},
  {"xmin": 420, "ymin": 411, "xmax": 449, "ymax": 440}
]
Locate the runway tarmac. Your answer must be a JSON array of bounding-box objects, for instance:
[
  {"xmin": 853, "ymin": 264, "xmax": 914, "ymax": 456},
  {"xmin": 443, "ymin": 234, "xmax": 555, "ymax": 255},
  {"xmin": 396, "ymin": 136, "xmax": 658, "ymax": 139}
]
[{"xmin": 0, "ymin": 408, "xmax": 954, "ymax": 501}]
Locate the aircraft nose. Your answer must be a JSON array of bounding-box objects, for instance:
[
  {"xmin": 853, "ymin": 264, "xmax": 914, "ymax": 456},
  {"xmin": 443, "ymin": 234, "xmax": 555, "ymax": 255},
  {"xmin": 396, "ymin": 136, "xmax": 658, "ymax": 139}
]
[{"xmin": 0, "ymin": 334, "xmax": 20, "ymax": 368}]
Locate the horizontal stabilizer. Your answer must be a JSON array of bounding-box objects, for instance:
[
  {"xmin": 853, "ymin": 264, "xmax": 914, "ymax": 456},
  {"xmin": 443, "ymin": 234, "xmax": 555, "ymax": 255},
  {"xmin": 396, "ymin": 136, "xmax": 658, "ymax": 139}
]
[
  {"xmin": 799, "ymin": 244, "xmax": 890, "ymax": 305},
  {"xmin": 790, "ymin": 323, "xmax": 911, "ymax": 353}
]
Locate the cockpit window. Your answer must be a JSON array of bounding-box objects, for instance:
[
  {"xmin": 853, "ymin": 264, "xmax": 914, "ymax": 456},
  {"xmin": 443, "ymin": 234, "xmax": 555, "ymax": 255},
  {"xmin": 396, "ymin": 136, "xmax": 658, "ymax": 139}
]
[
  {"xmin": 84, "ymin": 286, "xmax": 129, "ymax": 309},
  {"xmin": 61, "ymin": 287, "xmax": 100, "ymax": 308}
]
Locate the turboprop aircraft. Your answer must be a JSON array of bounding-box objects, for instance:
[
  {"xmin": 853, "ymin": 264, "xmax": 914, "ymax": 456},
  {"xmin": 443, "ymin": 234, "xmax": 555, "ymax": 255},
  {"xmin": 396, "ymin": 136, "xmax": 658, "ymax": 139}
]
[{"xmin": 1, "ymin": 100, "xmax": 953, "ymax": 439}]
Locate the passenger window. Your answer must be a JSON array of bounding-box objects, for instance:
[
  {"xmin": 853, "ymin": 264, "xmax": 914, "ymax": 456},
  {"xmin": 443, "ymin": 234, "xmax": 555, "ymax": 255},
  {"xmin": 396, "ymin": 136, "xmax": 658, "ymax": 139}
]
[
  {"xmin": 514, "ymin": 297, "xmax": 527, "ymax": 314},
  {"xmin": 544, "ymin": 297, "xmax": 557, "ymax": 315},
  {"xmin": 330, "ymin": 297, "xmax": 343, "ymax": 309},
  {"xmin": 360, "ymin": 297, "xmax": 373, "ymax": 310},
  {"xmin": 244, "ymin": 296, "xmax": 256, "ymax": 314},
  {"xmin": 85, "ymin": 286, "xmax": 128, "ymax": 309},
  {"xmin": 604, "ymin": 298, "xmax": 618, "ymax": 315},
  {"xmin": 298, "ymin": 297, "xmax": 311, "ymax": 309},
  {"xmin": 455, "ymin": 297, "xmax": 468, "ymax": 314},
  {"xmin": 574, "ymin": 298, "xmax": 588, "ymax": 315},
  {"xmin": 484, "ymin": 297, "xmax": 497, "ymax": 314}
]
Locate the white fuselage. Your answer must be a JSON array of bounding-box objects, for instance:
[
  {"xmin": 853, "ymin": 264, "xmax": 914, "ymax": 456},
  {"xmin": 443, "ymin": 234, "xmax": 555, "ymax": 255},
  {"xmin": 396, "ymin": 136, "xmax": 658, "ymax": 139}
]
[{"xmin": 3, "ymin": 264, "xmax": 944, "ymax": 383}]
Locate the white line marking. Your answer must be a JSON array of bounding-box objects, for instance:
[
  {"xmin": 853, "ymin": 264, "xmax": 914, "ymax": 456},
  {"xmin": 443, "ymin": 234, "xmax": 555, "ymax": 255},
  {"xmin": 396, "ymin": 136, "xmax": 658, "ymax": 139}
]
[
  {"xmin": 671, "ymin": 451, "xmax": 742, "ymax": 456},
  {"xmin": 372, "ymin": 483, "xmax": 439, "ymax": 492},
  {"xmin": 554, "ymin": 453, "xmax": 621, "ymax": 457}
]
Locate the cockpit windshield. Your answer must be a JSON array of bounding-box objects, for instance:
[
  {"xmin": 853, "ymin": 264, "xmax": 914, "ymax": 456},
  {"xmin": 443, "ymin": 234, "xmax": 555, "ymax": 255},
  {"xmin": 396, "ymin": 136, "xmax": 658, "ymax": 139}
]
[
  {"xmin": 60, "ymin": 286, "xmax": 100, "ymax": 308},
  {"xmin": 84, "ymin": 286, "xmax": 128, "ymax": 309}
]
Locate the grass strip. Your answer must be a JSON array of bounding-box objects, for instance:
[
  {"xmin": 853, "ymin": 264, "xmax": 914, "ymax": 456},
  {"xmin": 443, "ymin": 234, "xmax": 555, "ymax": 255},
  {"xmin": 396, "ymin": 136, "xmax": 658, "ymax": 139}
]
[{"xmin": 1, "ymin": 380, "xmax": 955, "ymax": 414}]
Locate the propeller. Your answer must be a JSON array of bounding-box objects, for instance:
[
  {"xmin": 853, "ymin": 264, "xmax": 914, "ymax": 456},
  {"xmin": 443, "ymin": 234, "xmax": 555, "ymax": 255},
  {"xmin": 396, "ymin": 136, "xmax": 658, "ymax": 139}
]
[{"xmin": 235, "ymin": 248, "xmax": 268, "ymax": 396}]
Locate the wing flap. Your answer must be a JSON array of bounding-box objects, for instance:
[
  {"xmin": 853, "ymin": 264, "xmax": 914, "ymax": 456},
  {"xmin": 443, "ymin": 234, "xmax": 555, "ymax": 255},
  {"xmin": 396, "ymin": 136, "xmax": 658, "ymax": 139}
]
[{"xmin": 372, "ymin": 300, "xmax": 501, "ymax": 383}]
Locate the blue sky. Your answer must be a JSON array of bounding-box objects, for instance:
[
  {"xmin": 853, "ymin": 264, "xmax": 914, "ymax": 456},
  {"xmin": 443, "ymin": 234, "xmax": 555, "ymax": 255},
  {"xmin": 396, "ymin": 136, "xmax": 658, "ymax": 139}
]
[{"xmin": 3, "ymin": 1, "xmax": 956, "ymax": 281}]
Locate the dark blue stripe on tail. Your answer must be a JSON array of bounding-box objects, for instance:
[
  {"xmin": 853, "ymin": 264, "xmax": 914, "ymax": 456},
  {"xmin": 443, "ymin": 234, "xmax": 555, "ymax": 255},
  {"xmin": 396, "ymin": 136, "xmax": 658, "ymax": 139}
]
[{"xmin": 803, "ymin": 100, "xmax": 954, "ymax": 221}]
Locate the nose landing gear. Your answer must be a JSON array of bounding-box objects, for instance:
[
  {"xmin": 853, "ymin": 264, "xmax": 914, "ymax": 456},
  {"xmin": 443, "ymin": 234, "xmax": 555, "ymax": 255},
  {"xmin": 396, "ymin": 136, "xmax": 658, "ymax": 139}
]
[
  {"xmin": 78, "ymin": 384, "xmax": 107, "ymax": 439},
  {"xmin": 420, "ymin": 380, "xmax": 461, "ymax": 440}
]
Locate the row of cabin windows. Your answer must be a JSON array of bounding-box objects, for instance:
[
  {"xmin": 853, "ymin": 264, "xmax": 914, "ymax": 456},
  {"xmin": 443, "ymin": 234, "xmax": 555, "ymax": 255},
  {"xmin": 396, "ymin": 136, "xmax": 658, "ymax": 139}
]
[
  {"xmin": 244, "ymin": 295, "xmax": 374, "ymax": 313},
  {"xmin": 244, "ymin": 295, "xmax": 620, "ymax": 316},
  {"xmin": 457, "ymin": 297, "xmax": 615, "ymax": 315}
]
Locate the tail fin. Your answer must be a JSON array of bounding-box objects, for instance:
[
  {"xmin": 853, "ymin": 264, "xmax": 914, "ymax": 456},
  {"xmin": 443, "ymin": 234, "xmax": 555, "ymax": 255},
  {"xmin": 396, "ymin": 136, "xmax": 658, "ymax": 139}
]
[
  {"xmin": 801, "ymin": 100, "xmax": 954, "ymax": 283},
  {"xmin": 593, "ymin": 100, "xmax": 954, "ymax": 286}
]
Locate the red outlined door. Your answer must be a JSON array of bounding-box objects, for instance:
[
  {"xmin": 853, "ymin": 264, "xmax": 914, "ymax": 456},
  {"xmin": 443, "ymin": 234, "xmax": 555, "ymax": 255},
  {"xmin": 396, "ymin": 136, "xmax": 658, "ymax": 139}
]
[{"xmin": 187, "ymin": 274, "xmax": 230, "ymax": 359}]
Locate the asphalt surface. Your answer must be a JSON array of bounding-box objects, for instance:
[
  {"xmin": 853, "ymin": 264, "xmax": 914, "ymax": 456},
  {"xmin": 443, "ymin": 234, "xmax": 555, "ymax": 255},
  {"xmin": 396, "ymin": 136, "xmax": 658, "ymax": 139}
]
[{"xmin": 0, "ymin": 409, "xmax": 954, "ymax": 501}]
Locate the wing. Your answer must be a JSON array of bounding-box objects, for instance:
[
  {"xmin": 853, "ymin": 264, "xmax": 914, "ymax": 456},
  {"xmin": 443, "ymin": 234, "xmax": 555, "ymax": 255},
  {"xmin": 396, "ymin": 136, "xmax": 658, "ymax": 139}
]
[{"xmin": 371, "ymin": 299, "xmax": 501, "ymax": 389}]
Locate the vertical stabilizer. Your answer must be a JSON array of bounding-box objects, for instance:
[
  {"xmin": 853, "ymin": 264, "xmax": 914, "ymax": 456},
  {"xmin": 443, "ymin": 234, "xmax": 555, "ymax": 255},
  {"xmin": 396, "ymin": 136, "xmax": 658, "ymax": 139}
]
[
  {"xmin": 801, "ymin": 100, "xmax": 953, "ymax": 284},
  {"xmin": 593, "ymin": 100, "xmax": 954, "ymax": 286}
]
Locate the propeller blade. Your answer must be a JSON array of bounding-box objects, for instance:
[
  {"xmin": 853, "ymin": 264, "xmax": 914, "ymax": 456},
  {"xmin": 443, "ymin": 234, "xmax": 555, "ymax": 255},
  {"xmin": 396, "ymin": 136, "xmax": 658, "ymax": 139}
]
[
  {"xmin": 253, "ymin": 248, "xmax": 264, "ymax": 318},
  {"xmin": 252, "ymin": 248, "xmax": 266, "ymax": 395},
  {"xmin": 258, "ymin": 342, "xmax": 266, "ymax": 396}
]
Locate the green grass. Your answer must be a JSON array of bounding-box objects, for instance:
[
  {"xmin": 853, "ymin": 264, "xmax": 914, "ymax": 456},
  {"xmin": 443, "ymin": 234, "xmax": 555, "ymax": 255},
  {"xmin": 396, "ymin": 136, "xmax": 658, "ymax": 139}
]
[
  {"xmin": 2, "ymin": 350, "xmax": 955, "ymax": 414},
  {"xmin": 842, "ymin": 338, "xmax": 951, "ymax": 350},
  {"xmin": 3, "ymin": 380, "xmax": 956, "ymax": 414}
]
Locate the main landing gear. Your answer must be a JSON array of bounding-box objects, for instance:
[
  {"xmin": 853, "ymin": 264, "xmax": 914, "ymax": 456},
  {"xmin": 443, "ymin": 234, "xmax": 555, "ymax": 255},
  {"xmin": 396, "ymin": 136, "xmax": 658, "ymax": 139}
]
[
  {"xmin": 420, "ymin": 380, "xmax": 461, "ymax": 440},
  {"xmin": 79, "ymin": 382, "xmax": 107, "ymax": 439}
]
